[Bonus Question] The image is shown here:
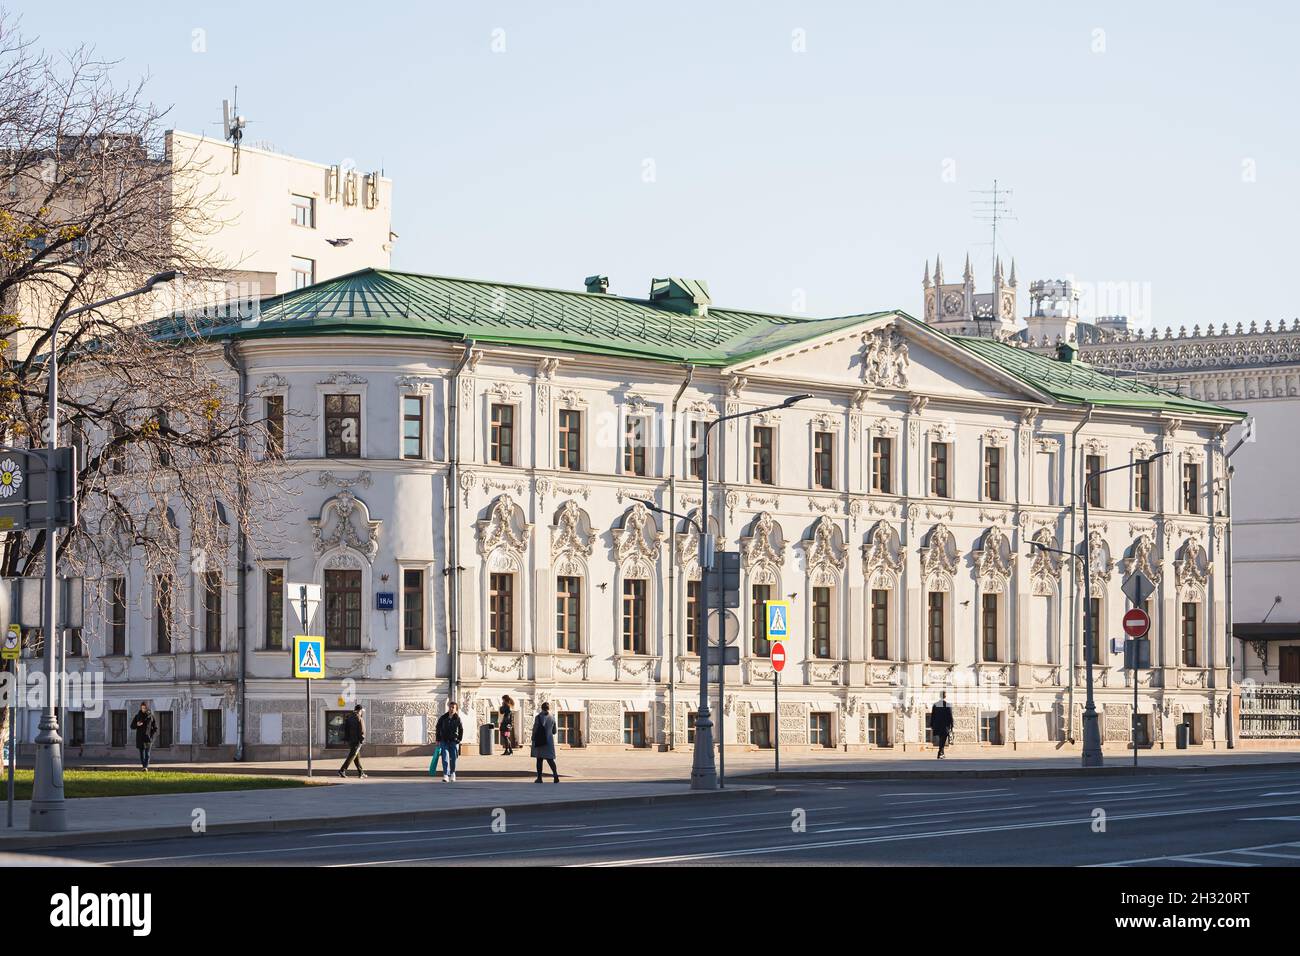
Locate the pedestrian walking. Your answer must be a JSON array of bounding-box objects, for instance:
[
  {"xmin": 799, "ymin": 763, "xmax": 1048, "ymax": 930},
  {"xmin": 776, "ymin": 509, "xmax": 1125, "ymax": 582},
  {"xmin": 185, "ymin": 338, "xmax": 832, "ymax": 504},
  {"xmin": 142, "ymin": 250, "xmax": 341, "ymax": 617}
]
[
  {"xmin": 930, "ymin": 692, "xmax": 954, "ymax": 759},
  {"xmin": 531, "ymin": 701, "xmax": 559, "ymax": 783},
  {"xmin": 337, "ymin": 704, "xmax": 368, "ymax": 778},
  {"xmin": 499, "ymin": 695, "xmax": 515, "ymax": 755},
  {"xmin": 435, "ymin": 700, "xmax": 464, "ymax": 782},
  {"xmin": 130, "ymin": 702, "xmax": 158, "ymax": 771}
]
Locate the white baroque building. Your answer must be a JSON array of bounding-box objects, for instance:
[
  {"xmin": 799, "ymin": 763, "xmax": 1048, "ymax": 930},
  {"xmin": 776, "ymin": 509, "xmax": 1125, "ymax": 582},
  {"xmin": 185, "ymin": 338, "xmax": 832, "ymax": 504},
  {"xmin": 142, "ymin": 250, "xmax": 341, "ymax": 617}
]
[{"xmin": 36, "ymin": 268, "xmax": 1247, "ymax": 758}]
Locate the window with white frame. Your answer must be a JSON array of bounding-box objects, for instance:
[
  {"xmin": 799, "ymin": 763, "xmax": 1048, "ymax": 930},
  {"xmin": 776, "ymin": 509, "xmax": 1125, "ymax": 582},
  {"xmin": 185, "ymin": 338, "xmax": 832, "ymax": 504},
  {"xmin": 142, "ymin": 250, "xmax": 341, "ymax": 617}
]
[
  {"xmin": 401, "ymin": 394, "xmax": 424, "ymax": 459},
  {"xmin": 1182, "ymin": 461, "xmax": 1201, "ymax": 514},
  {"xmin": 557, "ymin": 409, "xmax": 582, "ymax": 471},
  {"xmin": 291, "ymin": 255, "xmax": 315, "ymax": 289},
  {"xmin": 1181, "ymin": 600, "xmax": 1200, "ymax": 667},
  {"xmin": 490, "ymin": 403, "xmax": 515, "ymax": 466},
  {"xmin": 870, "ymin": 588, "xmax": 890, "ymax": 659},
  {"xmin": 871, "ymin": 436, "xmax": 892, "ymax": 494},
  {"xmin": 983, "ymin": 446, "xmax": 1002, "ymax": 501},
  {"xmin": 402, "ymin": 568, "xmax": 425, "ymax": 650},
  {"xmin": 930, "ymin": 441, "xmax": 950, "ymax": 498},
  {"xmin": 812, "ymin": 586, "xmax": 833, "ymax": 658},
  {"xmin": 291, "ymin": 194, "xmax": 315, "ymax": 228},
  {"xmin": 1085, "ymin": 454, "xmax": 1104, "ymax": 508},
  {"xmin": 1134, "ymin": 456, "xmax": 1152, "ymax": 511},
  {"xmin": 556, "ymin": 575, "xmax": 581, "ymax": 652},
  {"xmin": 324, "ymin": 393, "xmax": 362, "ymax": 458},
  {"xmin": 813, "ymin": 431, "xmax": 834, "ymax": 490},
  {"xmin": 752, "ymin": 426, "xmax": 774, "ymax": 485},
  {"xmin": 623, "ymin": 415, "xmax": 648, "ymax": 476}
]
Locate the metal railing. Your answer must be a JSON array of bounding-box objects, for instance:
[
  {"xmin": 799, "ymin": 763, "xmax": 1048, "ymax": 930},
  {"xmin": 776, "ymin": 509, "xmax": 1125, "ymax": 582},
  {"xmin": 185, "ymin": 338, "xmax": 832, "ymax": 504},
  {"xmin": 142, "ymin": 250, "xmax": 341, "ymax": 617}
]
[{"xmin": 1239, "ymin": 684, "xmax": 1300, "ymax": 738}]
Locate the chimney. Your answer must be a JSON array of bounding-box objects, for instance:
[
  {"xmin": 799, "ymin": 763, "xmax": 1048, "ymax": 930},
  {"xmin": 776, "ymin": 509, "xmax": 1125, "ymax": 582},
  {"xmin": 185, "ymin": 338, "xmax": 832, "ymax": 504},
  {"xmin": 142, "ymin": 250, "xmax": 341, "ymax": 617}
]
[
  {"xmin": 584, "ymin": 275, "xmax": 609, "ymax": 294},
  {"xmin": 1056, "ymin": 341, "xmax": 1079, "ymax": 363}
]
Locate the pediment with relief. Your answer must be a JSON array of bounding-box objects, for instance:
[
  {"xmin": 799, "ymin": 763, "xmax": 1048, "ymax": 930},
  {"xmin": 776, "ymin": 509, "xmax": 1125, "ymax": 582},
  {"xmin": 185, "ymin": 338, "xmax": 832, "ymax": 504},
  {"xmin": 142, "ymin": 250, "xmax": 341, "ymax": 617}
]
[{"xmin": 312, "ymin": 491, "xmax": 381, "ymax": 562}]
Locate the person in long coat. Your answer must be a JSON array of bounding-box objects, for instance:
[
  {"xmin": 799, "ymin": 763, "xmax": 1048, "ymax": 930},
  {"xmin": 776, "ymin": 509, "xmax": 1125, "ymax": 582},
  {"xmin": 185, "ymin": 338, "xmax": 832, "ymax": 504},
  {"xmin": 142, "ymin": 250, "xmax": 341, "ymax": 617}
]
[
  {"xmin": 930, "ymin": 692, "xmax": 954, "ymax": 759},
  {"xmin": 499, "ymin": 695, "xmax": 515, "ymax": 756},
  {"xmin": 530, "ymin": 702, "xmax": 559, "ymax": 783}
]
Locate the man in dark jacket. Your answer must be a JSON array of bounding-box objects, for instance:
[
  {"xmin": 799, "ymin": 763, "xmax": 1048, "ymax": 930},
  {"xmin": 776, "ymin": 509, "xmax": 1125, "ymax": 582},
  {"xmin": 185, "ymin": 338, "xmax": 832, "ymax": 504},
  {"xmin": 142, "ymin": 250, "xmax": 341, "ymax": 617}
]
[
  {"xmin": 130, "ymin": 702, "xmax": 158, "ymax": 771},
  {"xmin": 930, "ymin": 692, "xmax": 954, "ymax": 759},
  {"xmin": 434, "ymin": 701, "xmax": 464, "ymax": 782},
  {"xmin": 337, "ymin": 704, "xmax": 368, "ymax": 779}
]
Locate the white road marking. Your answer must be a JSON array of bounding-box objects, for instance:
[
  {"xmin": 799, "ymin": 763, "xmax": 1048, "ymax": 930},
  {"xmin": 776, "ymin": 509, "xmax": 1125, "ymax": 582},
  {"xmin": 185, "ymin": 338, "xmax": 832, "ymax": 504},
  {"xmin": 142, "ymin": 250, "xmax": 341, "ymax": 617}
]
[
  {"xmin": 1166, "ymin": 855, "xmax": 1256, "ymax": 867},
  {"xmin": 1229, "ymin": 849, "xmax": 1300, "ymax": 860},
  {"xmin": 892, "ymin": 804, "xmax": 1038, "ymax": 820},
  {"xmin": 1090, "ymin": 840, "xmax": 1300, "ymax": 867},
  {"xmin": 687, "ymin": 806, "xmax": 846, "ymax": 821}
]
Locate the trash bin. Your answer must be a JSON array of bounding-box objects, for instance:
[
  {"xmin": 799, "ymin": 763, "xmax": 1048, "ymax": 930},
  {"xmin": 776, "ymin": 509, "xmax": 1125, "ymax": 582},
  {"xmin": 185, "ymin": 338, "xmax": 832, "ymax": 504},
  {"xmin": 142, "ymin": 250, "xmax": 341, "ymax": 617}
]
[
  {"xmin": 1175, "ymin": 722, "xmax": 1189, "ymax": 750},
  {"xmin": 479, "ymin": 723, "xmax": 494, "ymax": 756}
]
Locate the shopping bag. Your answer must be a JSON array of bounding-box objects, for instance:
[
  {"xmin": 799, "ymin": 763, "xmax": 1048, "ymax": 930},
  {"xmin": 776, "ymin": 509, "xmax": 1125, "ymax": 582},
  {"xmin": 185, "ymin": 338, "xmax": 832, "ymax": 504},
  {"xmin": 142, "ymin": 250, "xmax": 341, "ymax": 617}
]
[{"xmin": 429, "ymin": 744, "xmax": 442, "ymax": 775}]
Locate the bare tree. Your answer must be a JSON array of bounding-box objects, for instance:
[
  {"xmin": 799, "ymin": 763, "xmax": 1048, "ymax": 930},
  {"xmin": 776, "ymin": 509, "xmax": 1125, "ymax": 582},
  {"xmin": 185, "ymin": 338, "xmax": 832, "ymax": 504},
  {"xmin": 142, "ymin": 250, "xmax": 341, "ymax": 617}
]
[{"xmin": 0, "ymin": 11, "xmax": 289, "ymax": 661}]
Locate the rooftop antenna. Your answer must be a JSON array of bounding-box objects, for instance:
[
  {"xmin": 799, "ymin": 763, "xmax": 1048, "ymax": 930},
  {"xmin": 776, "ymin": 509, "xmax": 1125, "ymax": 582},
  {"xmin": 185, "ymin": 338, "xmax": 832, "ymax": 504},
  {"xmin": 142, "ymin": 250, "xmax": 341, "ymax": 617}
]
[
  {"xmin": 222, "ymin": 88, "xmax": 247, "ymax": 175},
  {"xmin": 971, "ymin": 179, "xmax": 1016, "ymax": 335}
]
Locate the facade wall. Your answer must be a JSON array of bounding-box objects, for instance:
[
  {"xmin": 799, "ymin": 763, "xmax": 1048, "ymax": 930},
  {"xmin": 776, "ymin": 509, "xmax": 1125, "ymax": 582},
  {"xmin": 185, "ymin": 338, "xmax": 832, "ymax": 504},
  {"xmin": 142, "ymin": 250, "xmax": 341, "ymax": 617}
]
[{"xmin": 25, "ymin": 327, "xmax": 1237, "ymax": 758}]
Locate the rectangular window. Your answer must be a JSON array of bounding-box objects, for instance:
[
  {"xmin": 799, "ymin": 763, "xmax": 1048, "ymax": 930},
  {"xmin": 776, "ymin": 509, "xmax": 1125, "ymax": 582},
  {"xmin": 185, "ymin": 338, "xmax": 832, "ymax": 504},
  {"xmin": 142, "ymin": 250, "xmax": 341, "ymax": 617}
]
[
  {"xmin": 623, "ymin": 712, "xmax": 648, "ymax": 747},
  {"xmin": 867, "ymin": 713, "xmax": 891, "ymax": 747},
  {"xmin": 65, "ymin": 627, "xmax": 83, "ymax": 657},
  {"xmin": 980, "ymin": 712, "xmax": 1003, "ymax": 745},
  {"xmin": 110, "ymin": 710, "xmax": 127, "ymax": 748},
  {"xmin": 984, "ymin": 446, "xmax": 1002, "ymax": 501},
  {"xmin": 558, "ymin": 712, "xmax": 582, "ymax": 747},
  {"xmin": 555, "ymin": 576, "xmax": 581, "ymax": 652},
  {"xmin": 155, "ymin": 574, "xmax": 173, "ymax": 654},
  {"xmin": 324, "ymin": 568, "xmax": 362, "ymax": 650},
  {"xmin": 557, "ymin": 409, "xmax": 582, "ymax": 471},
  {"xmin": 685, "ymin": 580, "xmax": 701, "ymax": 654},
  {"xmin": 623, "ymin": 416, "xmax": 647, "ymax": 476},
  {"xmin": 927, "ymin": 591, "xmax": 945, "ymax": 660},
  {"xmin": 1087, "ymin": 597, "xmax": 1103, "ymax": 664},
  {"xmin": 203, "ymin": 571, "xmax": 222, "ymax": 652},
  {"xmin": 751, "ymin": 583, "xmax": 772, "ymax": 657},
  {"xmin": 205, "ymin": 709, "xmax": 223, "ymax": 747},
  {"xmin": 264, "ymin": 395, "xmax": 285, "ymax": 458},
  {"xmin": 1181, "ymin": 602, "xmax": 1199, "ymax": 667},
  {"xmin": 489, "ymin": 573, "xmax": 514, "ymax": 651},
  {"xmin": 686, "ymin": 712, "xmax": 698, "ymax": 745},
  {"xmin": 812, "ymin": 586, "xmax": 832, "ymax": 658},
  {"xmin": 67, "ymin": 711, "xmax": 85, "ymax": 747},
  {"xmin": 156, "ymin": 409, "xmax": 171, "ymax": 467},
  {"xmin": 871, "ymin": 436, "xmax": 892, "ymax": 494},
  {"xmin": 157, "ymin": 711, "xmax": 174, "ymax": 749},
  {"xmin": 871, "ymin": 588, "xmax": 889, "ymax": 659},
  {"xmin": 265, "ymin": 568, "xmax": 284, "ymax": 650},
  {"xmin": 402, "ymin": 395, "xmax": 424, "ymax": 459},
  {"xmin": 324, "ymin": 393, "xmax": 361, "ymax": 458},
  {"xmin": 689, "ymin": 421, "xmax": 705, "ymax": 479},
  {"xmin": 490, "ymin": 403, "xmax": 515, "ymax": 466},
  {"xmin": 813, "ymin": 431, "xmax": 834, "ymax": 490},
  {"xmin": 749, "ymin": 713, "xmax": 772, "ymax": 749},
  {"xmin": 752, "ymin": 426, "xmax": 774, "ymax": 485},
  {"xmin": 622, "ymin": 579, "xmax": 647, "ymax": 654},
  {"xmin": 107, "ymin": 577, "xmax": 126, "ymax": 655},
  {"xmin": 291, "ymin": 193, "xmax": 315, "ymax": 228},
  {"xmin": 325, "ymin": 711, "xmax": 351, "ymax": 748},
  {"xmin": 930, "ymin": 442, "xmax": 949, "ymax": 498},
  {"xmin": 291, "ymin": 255, "xmax": 315, "ymax": 289},
  {"xmin": 402, "ymin": 569, "xmax": 424, "ymax": 650},
  {"xmin": 1086, "ymin": 454, "xmax": 1103, "ymax": 508},
  {"xmin": 1134, "ymin": 458, "xmax": 1152, "ymax": 511},
  {"xmin": 809, "ymin": 712, "xmax": 833, "ymax": 748},
  {"xmin": 109, "ymin": 419, "xmax": 127, "ymax": 475},
  {"xmin": 1183, "ymin": 463, "xmax": 1200, "ymax": 514},
  {"xmin": 982, "ymin": 593, "xmax": 999, "ymax": 661}
]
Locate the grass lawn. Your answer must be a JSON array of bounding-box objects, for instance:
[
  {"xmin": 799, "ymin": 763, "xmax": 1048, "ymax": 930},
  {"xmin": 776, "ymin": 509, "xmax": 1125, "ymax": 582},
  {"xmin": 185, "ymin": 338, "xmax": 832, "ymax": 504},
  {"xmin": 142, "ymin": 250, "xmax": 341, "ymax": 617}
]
[{"xmin": 4, "ymin": 769, "xmax": 317, "ymax": 799}]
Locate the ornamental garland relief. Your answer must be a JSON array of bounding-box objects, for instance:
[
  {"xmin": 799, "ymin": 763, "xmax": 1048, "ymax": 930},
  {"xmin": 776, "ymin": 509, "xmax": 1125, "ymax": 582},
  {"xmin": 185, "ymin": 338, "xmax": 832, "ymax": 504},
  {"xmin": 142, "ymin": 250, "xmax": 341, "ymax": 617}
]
[
  {"xmin": 475, "ymin": 494, "xmax": 531, "ymax": 557},
  {"xmin": 1122, "ymin": 534, "xmax": 1162, "ymax": 584},
  {"xmin": 919, "ymin": 523, "xmax": 958, "ymax": 587},
  {"xmin": 1029, "ymin": 529, "xmax": 1062, "ymax": 595},
  {"xmin": 799, "ymin": 515, "xmax": 846, "ymax": 587},
  {"xmin": 741, "ymin": 512, "xmax": 787, "ymax": 580},
  {"xmin": 1174, "ymin": 537, "xmax": 1212, "ymax": 590},
  {"xmin": 311, "ymin": 491, "xmax": 382, "ymax": 562},
  {"xmin": 550, "ymin": 500, "xmax": 597, "ymax": 577},
  {"xmin": 861, "ymin": 520, "xmax": 902, "ymax": 584},
  {"xmin": 974, "ymin": 525, "xmax": 1014, "ymax": 589},
  {"xmin": 612, "ymin": 501, "xmax": 662, "ymax": 578}
]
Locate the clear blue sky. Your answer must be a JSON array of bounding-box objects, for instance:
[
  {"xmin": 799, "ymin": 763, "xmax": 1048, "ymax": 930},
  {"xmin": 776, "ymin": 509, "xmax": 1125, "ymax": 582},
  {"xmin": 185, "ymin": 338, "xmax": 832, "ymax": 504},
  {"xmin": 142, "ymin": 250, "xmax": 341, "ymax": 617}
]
[{"xmin": 15, "ymin": 0, "xmax": 1298, "ymax": 328}]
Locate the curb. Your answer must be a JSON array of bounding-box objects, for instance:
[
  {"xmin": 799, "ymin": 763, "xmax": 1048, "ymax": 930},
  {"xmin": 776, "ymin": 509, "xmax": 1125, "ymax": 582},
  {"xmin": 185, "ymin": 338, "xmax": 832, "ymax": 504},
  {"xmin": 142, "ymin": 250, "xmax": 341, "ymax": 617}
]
[
  {"xmin": 74, "ymin": 764, "xmax": 544, "ymax": 780},
  {"xmin": 739, "ymin": 758, "xmax": 1300, "ymax": 782},
  {"xmin": 0, "ymin": 785, "xmax": 771, "ymax": 851}
]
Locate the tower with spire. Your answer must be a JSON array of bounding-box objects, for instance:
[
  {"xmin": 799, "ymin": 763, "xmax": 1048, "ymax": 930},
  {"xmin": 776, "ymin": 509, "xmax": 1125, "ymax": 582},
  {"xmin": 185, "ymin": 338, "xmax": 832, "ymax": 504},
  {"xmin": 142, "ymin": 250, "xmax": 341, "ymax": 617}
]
[{"xmin": 922, "ymin": 253, "xmax": 1019, "ymax": 338}]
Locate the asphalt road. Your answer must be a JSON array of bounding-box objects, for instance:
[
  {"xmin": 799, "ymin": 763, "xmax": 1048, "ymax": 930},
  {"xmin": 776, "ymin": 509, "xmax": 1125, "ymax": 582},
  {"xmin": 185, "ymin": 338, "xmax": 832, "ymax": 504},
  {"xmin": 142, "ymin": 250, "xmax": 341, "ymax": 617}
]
[{"xmin": 26, "ymin": 766, "xmax": 1300, "ymax": 866}]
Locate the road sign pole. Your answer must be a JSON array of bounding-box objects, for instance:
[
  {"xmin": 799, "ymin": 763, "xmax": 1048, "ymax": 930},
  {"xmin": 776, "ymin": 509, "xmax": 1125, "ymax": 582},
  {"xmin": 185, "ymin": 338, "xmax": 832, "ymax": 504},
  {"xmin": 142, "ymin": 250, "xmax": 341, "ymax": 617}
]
[
  {"xmin": 774, "ymin": 671, "xmax": 780, "ymax": 775},
  {"xmin": 6, "ymin": 666, "xmax": 14, "ymax": 827},
  {"xmin": 301, "ymin": 589, "xmax": 312, "ymax": 778}
]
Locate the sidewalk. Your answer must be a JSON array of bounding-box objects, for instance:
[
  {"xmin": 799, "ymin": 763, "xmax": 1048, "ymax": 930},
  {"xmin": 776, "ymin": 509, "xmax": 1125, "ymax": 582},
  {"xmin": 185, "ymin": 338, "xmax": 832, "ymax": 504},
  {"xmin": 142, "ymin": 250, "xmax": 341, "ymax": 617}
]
[
  {"xmin": 69, "ymin": 743, "xmax": 1300, "ymax": 781},
  {"xmin": 0, "ymin": 776, "xmax": 767, "ymax": 851}
]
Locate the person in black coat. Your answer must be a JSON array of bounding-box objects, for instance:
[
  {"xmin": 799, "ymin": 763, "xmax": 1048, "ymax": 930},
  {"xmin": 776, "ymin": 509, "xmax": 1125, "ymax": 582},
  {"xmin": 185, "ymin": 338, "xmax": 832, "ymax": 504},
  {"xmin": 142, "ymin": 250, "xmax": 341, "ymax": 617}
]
[
  {"xmin": 930, "ymin": 692, "xmax": 954, "ymax": 759},
  {"xmin": 130, "ymin": 702, "xmax": 158, "ymax": 771},
  {"xmin": 499, "ymin": 695, "xmax": 515, "ymax": 756},
  {"xmin": 337, "ymin": 704, "xmax": 368, "ymax": 779},
  {"xmin": 434, "ymin": 701, "xmax": 464, "ymax": 782}
]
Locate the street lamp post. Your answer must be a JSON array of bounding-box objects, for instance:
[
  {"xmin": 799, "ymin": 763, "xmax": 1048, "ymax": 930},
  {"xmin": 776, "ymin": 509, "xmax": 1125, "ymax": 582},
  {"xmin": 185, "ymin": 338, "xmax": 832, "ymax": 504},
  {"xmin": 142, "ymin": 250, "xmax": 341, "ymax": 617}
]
[
  {"xmin": 679, "ymin": 392, "xmax": 810, "ymax": 790},
  {"xmin": 1219, "ymin": 418, "xmax": 1252, "ymax": 750},
  {"xmin": 1078, "ymin": 451, "xmax": 1168, "ymax": 770},
  {"xmin": 29, "ymin": 270, "xmax": 182, "ymax": 832}
]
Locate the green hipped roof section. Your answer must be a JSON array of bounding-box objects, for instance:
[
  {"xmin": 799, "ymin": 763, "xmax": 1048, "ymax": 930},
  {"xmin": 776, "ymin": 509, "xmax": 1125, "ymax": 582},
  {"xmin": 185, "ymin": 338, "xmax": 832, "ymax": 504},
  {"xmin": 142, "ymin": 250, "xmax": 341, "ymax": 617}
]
[
  {"xmin": 951, "ymin": 335, "xmax": 1244, "ymax": 418},
  {"xmin": 174, "ymin": 267, "xmax": 1241, "ymax": 419},
  {"xmin": 183, "ymin": 267, "xmax": 891, "ymax": 368}
]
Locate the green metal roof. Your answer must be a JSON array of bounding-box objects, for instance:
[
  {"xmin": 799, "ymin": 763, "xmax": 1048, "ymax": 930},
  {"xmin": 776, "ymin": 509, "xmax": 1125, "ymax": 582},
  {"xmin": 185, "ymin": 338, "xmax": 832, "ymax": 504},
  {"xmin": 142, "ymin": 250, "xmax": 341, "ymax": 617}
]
[
  {"xmin": 183, "ymin": 267, "xmax": 889, "ymax": 368},
  {"xmin": 951, "ymin": 335, "xmax": 1244, "ymax": 418},
  {"xmin": 173, "ymin": 267, "xmax": 1240, "ymax": 419}
]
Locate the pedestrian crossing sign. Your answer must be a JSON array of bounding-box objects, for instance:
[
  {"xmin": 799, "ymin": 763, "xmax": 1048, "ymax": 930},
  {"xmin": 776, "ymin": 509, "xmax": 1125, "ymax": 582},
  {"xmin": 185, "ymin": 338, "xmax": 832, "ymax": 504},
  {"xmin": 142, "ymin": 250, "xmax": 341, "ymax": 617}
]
[
  {"xmin": 293, "ymin": 635, "xmax": 325, "ymax": 679},
  {"xmin": 765, "ymin": 600, "xmax": 790, "ymax": 642}
]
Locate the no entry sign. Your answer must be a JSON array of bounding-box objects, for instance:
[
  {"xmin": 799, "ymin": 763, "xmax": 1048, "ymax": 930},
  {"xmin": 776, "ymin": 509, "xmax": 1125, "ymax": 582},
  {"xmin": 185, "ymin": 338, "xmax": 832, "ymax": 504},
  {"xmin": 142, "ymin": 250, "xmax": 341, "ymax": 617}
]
[
  {"xmin": 770, "ymin": 643, "xmax": 786, "ymax": 673},
  {"xmin": 1122, "ymin": 607, "xmax": 1150, "ymax": 638}
]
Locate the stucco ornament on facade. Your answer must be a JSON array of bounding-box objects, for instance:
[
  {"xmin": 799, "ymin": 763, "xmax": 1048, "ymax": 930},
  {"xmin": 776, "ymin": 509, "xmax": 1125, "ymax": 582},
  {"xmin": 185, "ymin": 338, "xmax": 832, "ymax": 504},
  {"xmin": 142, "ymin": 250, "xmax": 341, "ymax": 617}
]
[
  {"xmin": 1174, "ymin": 537, "xmax": 1213, "ymax": 590},
  {"xmin": 861, "ymin": 520, "xmax": 902, "ymax": 586},
  {"xmin": 1029, "ymin": 529, "xmax": 1062, "ymax": 595},
  {"xmin": 861, "ymin": 326, "xmax": 909, "ymax": 388},
  {"xmin": 612, "ymin": 501, "xmax": 662, "ymax": 577},
  {"xmin": 919, "ymin": 523, "xmax": 959, "ymax": 587},
  {"xmin": 1079, "ymin": 530, "xmax": 1113, "ymax": 589},
  {"xmin": 550, "ymin": 500, "xmax": 597, "ymax": 577},
  {"xmin": 1123, "ymin": 534, "xmax": 1163, "ymax": 584},
  {"xmin": 311, "ymin": 491, "xmax": 381, "ymax": 562},
  {"xmin": 741, "ymin": 512, "xmax": 787, "ymax": 586},
  {"xmin": 799, "ymin": 515, "xmax": 847, "ymax": 587},
  {"xmin": 475, "ymin": 494, "xmax": 531, "ymax": 559},
  {"xmin": 974, "ymin": 525, "xmax": 1014, "ymax": 589}
]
